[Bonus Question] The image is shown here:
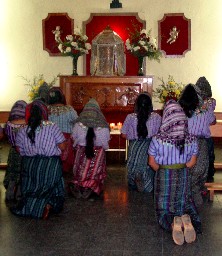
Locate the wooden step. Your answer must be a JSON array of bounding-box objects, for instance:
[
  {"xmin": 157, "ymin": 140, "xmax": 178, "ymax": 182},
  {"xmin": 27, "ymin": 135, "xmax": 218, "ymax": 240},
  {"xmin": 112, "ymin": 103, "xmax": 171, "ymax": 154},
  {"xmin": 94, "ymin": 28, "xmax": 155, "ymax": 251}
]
[{"xmin": 205, "ymin": 182, "xmax": 222, "ymax": 201}]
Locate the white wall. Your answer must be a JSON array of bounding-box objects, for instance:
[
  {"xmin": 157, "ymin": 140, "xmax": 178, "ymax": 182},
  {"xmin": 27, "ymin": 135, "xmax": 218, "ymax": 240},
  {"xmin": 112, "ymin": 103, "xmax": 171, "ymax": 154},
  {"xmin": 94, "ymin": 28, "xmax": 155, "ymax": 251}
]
[{"xmin": 0, "ymin": 0, "xmax": 222, "ymax": 111}]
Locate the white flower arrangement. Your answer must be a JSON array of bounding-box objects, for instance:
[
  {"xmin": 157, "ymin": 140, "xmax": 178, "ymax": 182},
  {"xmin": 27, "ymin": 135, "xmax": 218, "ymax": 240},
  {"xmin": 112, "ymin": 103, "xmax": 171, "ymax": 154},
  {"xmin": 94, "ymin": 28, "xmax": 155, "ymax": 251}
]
[
  {"xmin": 125, "ymin": 26, "xmax": 162, "ymax": 61},
  {"xmin": 56, "ymin": 28, "xmax": 91, "ymax": 57}
]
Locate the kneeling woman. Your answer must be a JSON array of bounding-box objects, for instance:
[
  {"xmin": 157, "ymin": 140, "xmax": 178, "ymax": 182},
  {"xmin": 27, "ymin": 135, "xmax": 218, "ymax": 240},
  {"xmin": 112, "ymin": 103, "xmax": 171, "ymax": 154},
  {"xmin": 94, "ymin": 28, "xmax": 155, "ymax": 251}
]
[
  {"xmin": 12, "ymin": 100, "xmax": 66, "ymax": 219},
  {"xmin": 148, "ymin": 100, "xmax": 201, "ymax": 245},
  {"xmin": 69, "ymin": 99, "xmax": 110, "ymax": 199}
]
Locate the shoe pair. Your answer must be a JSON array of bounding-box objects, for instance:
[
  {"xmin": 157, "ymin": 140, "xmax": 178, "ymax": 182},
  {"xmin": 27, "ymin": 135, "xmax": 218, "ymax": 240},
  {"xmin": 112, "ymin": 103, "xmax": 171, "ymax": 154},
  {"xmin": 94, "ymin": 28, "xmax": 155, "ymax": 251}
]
[
  {"xmin": 172, "ymin": 214, "xmax": 196, "ymax": 245},
  {"xmin": 68, "ymin": 183, "xmax": 82, "ymax": 199}
]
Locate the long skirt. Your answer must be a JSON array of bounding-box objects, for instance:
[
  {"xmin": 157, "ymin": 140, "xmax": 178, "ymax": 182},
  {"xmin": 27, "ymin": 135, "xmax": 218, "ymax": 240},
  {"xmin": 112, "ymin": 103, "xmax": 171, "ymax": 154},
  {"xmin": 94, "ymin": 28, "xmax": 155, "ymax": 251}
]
[
  {"xmin": 190, "ymin": 138, "xmax": 209, "ymax": 207},
  {"xmin": 70, "ymin": 145, "xmax": 106, "ymax": 195},
  {"xmin": 4, "ymin": 147, "xmax": 23, "ymax": 201},
  {"xmin": 206, "ymin": 137, "xmax": 215, "ymax": 179},
  {"xmin": 127, "ymin": 138, "xmax": 154, "ymax": 192},
  {"xmin": 3, "ymin": 147, "xmax": 22, "ymax": 189},
  {"xmin": 11, "ymin": 155, "xmax": 65, "ymax": 219},
  {"xmin": 155, "ymin": 167, "xmax": 201, "ymax": 232},
  {"xmin": 61, "ymin": 133, "xmax": 75, "ymax": 173}
]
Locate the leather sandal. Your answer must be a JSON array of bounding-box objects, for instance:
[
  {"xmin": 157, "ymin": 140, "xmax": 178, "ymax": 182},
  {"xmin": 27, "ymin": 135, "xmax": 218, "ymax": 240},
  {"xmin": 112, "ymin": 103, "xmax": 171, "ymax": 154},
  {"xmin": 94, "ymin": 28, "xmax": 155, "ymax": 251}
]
[
  {"xmin": 181, "ymin": 214, "xmax": 196, "ymax": 243},
  {"xmin": 42, "ymin": 204, "xmax": 52, "ymax": 220},
  {"xmin": 172, "ymin": 216, "xmax": 184, "ymax": 245}
]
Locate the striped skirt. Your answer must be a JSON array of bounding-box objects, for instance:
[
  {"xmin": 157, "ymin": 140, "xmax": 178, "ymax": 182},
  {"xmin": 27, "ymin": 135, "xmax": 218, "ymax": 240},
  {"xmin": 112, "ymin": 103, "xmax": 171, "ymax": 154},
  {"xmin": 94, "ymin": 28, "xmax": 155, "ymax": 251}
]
[
  {"xmin": 70, "ymin": 145, "xmax": 106, "ymax": 195},
  {"xmin": 11, "ymin": 155, "xmax": 65, "ymax": 219},
  {"xmin": 127, "ymin": 138, "xmax": 154, "ymax": 192},
  {"xmin": 190, "ymin": 138, "xmax": 209, "ymax": 207},
  {"xmin": 155, "ymin": 167, "xmax": 201, "ymax": 232},
  {"xmin": 3, "ymin": 147, "xmax": 22, "ymax": 188}
]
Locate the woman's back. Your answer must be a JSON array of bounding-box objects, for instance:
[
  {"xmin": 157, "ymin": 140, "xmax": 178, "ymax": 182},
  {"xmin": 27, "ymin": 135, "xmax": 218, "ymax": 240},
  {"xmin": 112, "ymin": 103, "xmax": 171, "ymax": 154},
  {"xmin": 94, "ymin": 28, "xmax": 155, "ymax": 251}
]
[
  {"xmin": 121, "ymin": 112, "xmax": 161, "ymax": 140},
  {"xmin": 48, "ymin": 105, "xmax": 78, "ymax": 133},
  {"xmin": 72, "ymin": 122, "xmax": 110, "ymax": 150}
]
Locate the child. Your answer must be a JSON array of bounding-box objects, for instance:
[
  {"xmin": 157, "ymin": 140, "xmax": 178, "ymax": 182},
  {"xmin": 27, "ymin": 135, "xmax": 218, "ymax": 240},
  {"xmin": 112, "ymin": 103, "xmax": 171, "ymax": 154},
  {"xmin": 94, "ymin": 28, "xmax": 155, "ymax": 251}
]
[
  {"xmin": 148, "ymin": 99, "xmax": 201, "ymax": 245},
  {"xmin": 195, "ymin": 76, "xmax": 216, "ymax": 182},
  {"xmin": 121, "ymin": 92, "xmax": 161, "ymax": 192},
  {"xmin": 3, "ymin": 100, "xmax": 27, "ymax": 203}
]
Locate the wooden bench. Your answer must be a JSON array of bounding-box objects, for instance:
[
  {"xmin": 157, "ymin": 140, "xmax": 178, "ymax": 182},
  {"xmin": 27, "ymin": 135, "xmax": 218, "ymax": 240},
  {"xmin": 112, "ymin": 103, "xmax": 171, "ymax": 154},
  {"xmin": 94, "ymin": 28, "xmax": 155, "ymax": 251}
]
[{"xmin": 205, "ymin": 182, "xmax": 222, "ymax": 201}]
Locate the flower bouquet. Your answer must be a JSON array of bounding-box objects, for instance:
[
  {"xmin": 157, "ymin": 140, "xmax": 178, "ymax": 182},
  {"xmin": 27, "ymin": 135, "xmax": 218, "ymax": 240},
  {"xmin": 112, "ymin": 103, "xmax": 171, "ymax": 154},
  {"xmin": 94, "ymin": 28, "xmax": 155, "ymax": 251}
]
[
  {"xmin": 153, "ymin": 75, "xmax": 185, "ymax": 104},
  {"xmin": 125, "ymin": 24, "xmax": 162, "ymax": 75},
  {"xmin": 56, "ymin": 27, "xmax": 91, "ymax": 75},
  {"xmin": 22, "ymin": 74, "xmax": 58, "ymax": 102}
]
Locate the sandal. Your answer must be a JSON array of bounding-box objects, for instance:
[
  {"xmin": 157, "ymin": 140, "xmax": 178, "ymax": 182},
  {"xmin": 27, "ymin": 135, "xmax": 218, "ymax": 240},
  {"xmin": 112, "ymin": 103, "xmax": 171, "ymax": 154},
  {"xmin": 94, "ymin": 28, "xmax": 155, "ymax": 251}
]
[
  {"xmin": 68, "ymin": 183, "xmax": 82, "ymax": 199},
  {"xmin": 42, "ymin": 204, "xmax": 52, "ymax": 220},
  {"xmin": 81, "ymin": 188, "xmax": 92, "ymax": 199},
  {"xmin": 181, "ymin": 214, "xmax": 196, "ymax": 243},
  {"xmin": 172, "ymin": 216, "xmax": 184, "ymax": 245}
]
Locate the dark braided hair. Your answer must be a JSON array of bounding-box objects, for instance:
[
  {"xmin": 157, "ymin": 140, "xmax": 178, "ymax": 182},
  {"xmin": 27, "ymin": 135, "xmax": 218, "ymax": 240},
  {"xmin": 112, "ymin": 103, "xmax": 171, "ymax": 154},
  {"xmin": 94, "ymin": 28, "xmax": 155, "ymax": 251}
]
[
  {"xmin": 85, "ymin": 127, "xmax": 95, "ymax": 159},
  {"xmin": 26, "ymin": 105, "xmax": 43, "ymax": 144},
  {"xmin": 178, "ymin": 84, "xmax": 199, "ymax": 118},
  {"xmin": 135, "ymin": 93, "xmax": 153, "ymax": 139}
]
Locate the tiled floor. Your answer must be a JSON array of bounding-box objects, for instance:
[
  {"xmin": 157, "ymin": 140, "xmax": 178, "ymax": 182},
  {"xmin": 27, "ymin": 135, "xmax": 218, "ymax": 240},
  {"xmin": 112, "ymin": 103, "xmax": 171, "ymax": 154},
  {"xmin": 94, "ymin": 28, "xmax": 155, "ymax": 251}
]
[{"xmin": 0, "ymin": 143, "xmax": 222, "ymax": 256}]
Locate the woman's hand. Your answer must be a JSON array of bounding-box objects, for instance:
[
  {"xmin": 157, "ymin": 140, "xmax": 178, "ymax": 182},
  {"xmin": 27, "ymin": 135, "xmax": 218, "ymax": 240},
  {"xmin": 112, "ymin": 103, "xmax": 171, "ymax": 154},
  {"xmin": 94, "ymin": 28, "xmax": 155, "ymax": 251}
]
[
  {"xmin": 58, "ymin": 141, "xmax": 67, "ymax": 152},
  {"xmin": 186, "ymin": 155, "xmax": 197, "ymax": 168},
  {"xmin": 148, "ymin": 155, "xmax": 159, "ymax": 171}
]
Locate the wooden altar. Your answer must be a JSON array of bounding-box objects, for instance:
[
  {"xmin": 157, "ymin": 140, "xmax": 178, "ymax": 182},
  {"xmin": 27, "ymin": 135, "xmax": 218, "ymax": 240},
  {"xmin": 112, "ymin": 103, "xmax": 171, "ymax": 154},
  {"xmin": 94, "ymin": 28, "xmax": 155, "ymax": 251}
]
[{"xmin": 59, "ymin": 75, "xmax": 153, "ymax": 124}]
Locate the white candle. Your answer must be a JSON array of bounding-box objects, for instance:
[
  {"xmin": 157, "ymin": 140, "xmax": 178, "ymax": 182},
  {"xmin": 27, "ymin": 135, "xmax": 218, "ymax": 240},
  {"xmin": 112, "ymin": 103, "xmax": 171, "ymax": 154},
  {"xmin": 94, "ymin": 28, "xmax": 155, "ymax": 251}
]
[
  {"xmin": 117, "ymin": 122, "xmax": 122, "ymax": 130},
  {"xmin": 110, "ymin": 123, "xmax": 115, "ymax": 130}
]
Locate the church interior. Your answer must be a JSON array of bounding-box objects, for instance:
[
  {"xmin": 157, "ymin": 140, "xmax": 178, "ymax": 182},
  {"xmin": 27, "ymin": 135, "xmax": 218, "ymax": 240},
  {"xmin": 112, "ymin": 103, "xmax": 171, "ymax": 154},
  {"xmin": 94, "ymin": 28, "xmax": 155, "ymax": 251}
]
[{"xmin": 0, "ymin": 1, "xmax": 222, "ymax": 255}]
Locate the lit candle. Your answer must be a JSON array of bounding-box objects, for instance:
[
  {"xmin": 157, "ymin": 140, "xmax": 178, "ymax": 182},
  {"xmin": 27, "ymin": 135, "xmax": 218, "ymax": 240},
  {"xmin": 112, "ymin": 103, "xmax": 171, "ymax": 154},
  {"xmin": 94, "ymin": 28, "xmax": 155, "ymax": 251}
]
[
  {"xmin": 117, "ymin": 122, "xmax": 122, "ymax": 130},
  {"xmin": 110, "ymin": 123, "xmax": 115, "ymax": 130}
]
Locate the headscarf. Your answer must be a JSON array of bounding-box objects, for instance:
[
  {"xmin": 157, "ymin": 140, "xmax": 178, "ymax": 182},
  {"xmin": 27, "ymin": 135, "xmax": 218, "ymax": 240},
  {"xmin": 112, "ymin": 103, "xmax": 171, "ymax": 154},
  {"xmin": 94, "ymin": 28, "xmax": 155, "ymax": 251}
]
[
  {"xmin": 159, "ymin": 99, "xmax": 188, "ymax": 140},
  {"xmin": 75, "ymin": 98, "xmax": 109, "ymax": 128},
  {"xmin": 195, "ymin": 76, "xmax": 212, "ymax": 99},
  {"xmin": 37, "ymin": 82, "xmax": 49, "ymax": 104},
  {"xmin": 25, "ymin": 99, "xmax": 48, "ymax": 123},
  {"xmin": 48, "ymin": 87, "xmax": 66, "ymax": 105},
  {"xmin": 8, "ymin": 100, "xmax": 27, "ymax": 121},
  {"xmin": 192, "ymin": 84, "xmax": 208, "ymax": 114}
]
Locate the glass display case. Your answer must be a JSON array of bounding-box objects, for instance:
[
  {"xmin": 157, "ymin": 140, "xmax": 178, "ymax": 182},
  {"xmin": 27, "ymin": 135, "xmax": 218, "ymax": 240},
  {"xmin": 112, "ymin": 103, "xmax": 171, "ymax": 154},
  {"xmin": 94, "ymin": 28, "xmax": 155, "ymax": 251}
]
[{"xmin": 90, "ymin": 26, "xmax": 126, "ymax": 76}]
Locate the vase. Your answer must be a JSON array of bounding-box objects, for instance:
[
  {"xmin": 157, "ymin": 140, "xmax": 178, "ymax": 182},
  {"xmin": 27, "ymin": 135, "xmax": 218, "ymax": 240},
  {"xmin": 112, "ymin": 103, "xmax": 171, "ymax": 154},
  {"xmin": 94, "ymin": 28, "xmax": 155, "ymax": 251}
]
[
  {"xmin": 72, "ymin": 55, "xmax": 79, "ymax": 76},
  {"xmin": 137, "ymin": 56, "xmax": 145, "ymax": 76}
]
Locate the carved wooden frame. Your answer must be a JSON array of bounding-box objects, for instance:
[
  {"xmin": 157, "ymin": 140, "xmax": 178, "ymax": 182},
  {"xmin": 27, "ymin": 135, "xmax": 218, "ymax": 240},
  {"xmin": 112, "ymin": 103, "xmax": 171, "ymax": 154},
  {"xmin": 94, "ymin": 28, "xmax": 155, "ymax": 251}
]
[
  {"xmin": 42, "ymin": 13, "xmax": 74, "ymax": 56},
  {"xmin": 158, "ymin": 13, "xmax": 191, "ymax": 57}
]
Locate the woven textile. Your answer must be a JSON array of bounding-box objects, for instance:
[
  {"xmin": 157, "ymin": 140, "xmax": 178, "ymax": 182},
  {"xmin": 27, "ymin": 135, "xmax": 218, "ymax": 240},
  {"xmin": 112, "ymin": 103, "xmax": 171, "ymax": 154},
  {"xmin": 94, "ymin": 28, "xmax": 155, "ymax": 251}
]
[
  {"xmin": 155, "ymin": 167, "xmax": 201, "ymax": 232},
  {"xmin": 9, "ymin": 100, "xmax": 27, "ymax": 121},
  {"xmin": 75, "ymin": 99, "xmax": 109, "ymax": 128},
  {"xmin": 11, "ymin": 156, "xmax": 65, "ymax": 218},
  {"xmin": 195, "ymin": 76, "xmax": 212, "ymax": 99},
  {"xmin": 190, "ymin": 138, "xmax": 209, "ymax": 208},
  {"xmin": 127, "ymin": 138, "xmax": 154, "ymax": 192},
  {"xmin": 70, "ymin": 145, "xmax": 107, "ymax": 195},
  {"xmin": 25, "ymin": 99, "xmax": 48, "ymax": 122}
]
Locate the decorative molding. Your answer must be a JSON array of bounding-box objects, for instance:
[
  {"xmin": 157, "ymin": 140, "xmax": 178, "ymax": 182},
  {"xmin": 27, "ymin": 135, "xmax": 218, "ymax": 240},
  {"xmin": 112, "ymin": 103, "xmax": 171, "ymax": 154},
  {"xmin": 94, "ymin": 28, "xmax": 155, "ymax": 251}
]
[
  {"xmin": 158, "ymin": 13, "xmax": 191, "ymax": 57},
  {"xmin": 42, "ymin": 13, "xmax": 74, "ymax": 56}
]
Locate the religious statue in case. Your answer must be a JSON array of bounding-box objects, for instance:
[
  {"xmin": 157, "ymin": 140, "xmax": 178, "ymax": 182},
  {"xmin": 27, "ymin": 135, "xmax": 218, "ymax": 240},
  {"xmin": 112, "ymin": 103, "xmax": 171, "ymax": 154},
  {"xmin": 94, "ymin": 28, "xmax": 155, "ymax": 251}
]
[{"xmin": 90, "ymin": 26, "xmax": 126, "ymax": 76}]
